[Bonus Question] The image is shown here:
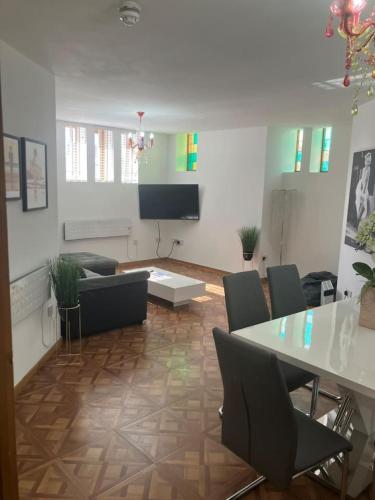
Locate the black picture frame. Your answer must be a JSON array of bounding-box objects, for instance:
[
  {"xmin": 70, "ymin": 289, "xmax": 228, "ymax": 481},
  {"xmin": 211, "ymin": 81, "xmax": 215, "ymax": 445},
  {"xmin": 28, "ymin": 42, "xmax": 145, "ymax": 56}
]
[
  {"xmin": 2, "ymin": 133, "xmax": 22, "ymax": 201},
  {"xmin": 21, "ymin": 137, "xmax": 48, "ymax": 212}
]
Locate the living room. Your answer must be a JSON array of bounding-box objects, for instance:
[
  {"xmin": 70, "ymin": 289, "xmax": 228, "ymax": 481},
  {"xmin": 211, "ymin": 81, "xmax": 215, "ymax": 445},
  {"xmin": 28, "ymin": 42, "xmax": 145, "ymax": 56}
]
[{"xmin": 1, "ymin": 1, "xmax": 375, "ymax": 499}]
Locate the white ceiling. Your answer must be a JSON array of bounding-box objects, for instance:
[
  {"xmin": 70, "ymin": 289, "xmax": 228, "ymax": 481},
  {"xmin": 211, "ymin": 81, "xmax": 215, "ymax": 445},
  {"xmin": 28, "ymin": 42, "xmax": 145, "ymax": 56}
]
[{"xmin": 0, "ymin": 0, "xmax": 360, "ymax": 132}]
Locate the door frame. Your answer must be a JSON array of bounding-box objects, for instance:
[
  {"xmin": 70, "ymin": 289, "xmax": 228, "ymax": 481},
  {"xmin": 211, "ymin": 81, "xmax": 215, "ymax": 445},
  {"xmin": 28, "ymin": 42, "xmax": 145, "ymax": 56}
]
[{"xmin": 0, "ymin": 77, "xmax": 19, "ymax": 499}]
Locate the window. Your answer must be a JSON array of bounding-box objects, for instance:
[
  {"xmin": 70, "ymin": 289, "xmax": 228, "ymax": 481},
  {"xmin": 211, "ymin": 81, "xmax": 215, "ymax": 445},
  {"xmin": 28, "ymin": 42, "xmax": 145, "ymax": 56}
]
[
  {"xmin": 94, "ymin": 128, "xmax": 114, "ymax": 182},
  {"xmin": 121, "ymin": 133, "xmax": 139, "ymax": 184},
  {"xmin": 320, "ymin": 127, "xmax": 332, "ymax": 172},
  {"xmin": 294, "ymin": 129, "xmax": 304, "ymax": 172},
  {"xmin": 187, "ymin": 133, "xmax": 198, "ymax": 171},
  {"xmin": 65, "ymin": 125, "xmax": 87, "ymax": 182},
  {"xmin": 176, "ymin": 132, "xmax": 199, "ymax": 172}
]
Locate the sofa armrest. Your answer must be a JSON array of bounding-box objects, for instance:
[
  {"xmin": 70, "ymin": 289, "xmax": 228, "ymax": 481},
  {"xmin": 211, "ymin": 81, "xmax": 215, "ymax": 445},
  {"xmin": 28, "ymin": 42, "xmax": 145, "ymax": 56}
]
[{"xmin": 78, "ymin": 271, "xmax": 150, "ymax": 293}]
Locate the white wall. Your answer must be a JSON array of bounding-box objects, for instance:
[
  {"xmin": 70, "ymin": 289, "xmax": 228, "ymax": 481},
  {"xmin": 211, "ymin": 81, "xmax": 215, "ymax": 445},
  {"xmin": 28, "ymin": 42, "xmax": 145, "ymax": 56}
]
[
  {"xmin": 166, "ymin": 127, "xmax": 268, "ymax": 272},
  {"xmin": 281, "ymin": 124, "xmax": 352, "ymax": 277},
  {"xmin": 1, "ymin": 41, "xmax": 58, "ymax": 384},
  {"xmin": 57, "ymin": 121, "xmax": 170, "ymax": 262},
  {"xmin": 258, "ymin": 127, "xmax": 298, "ymax": 276},
  {"xmin": 337, "ymin": 101, "xmax": 375, "ymax": 298}
]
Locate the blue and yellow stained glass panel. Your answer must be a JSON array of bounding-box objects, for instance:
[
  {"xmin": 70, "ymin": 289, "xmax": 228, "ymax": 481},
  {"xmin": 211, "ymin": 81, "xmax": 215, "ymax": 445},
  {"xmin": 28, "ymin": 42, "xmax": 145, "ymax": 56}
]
[
  {"xmin": 176, "ymin": 133, "xmax": 198, "ymax": 172},
  {"xmin": 295, "ymin": 129, "xmax": 304, "ymax": 172},
  {"xmin": 187, "ymin": 133, "xmax": 198, "ymax": 171},
  {"xmin": 320, "ymin": 127, "xmax": 332, "ymax": 172}
]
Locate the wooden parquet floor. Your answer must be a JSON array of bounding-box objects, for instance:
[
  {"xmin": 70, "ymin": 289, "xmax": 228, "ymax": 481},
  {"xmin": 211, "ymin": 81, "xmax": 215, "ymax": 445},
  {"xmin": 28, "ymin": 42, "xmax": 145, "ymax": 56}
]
[{"xmin": 15, "ymin": 259, "xmax": 371, "ymax": 500}]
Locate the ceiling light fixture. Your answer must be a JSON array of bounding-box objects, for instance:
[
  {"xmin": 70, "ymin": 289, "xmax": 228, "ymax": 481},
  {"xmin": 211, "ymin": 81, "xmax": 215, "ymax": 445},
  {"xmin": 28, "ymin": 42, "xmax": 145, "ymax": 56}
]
[
  {"xmin": 128, "ymin": 112, "xmax": 154, "ymax": 158},
  {"xmin": 325, "ymin": 0, "xmax": 375, "ymax": 115},
  {"xmin": 119, "ymin": 1, "xmax": 141, "ymax": 27}
]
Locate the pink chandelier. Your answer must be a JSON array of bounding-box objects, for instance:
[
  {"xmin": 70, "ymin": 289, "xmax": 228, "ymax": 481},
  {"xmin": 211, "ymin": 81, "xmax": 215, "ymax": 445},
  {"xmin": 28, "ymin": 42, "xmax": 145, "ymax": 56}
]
[
  {"xmin": 326, "ymin": 0, "xmax": 375, "ymax": 114},
  {"xmin": 128, "ymin": 111, "xmax": 154, "ymax": 156}
]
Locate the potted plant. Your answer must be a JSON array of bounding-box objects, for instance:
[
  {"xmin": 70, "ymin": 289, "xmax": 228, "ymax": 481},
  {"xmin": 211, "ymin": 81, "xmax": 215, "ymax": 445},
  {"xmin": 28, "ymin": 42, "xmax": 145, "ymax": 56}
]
[
  {"xmin": 49, "ymin": 257, "xmax": 81, "ymax": 340},
  {"xmin": 238, "ymin": 226, "xmax": 260, "ymax": 261},
  {"xmin": 352, "ymin": 213, "xmax": 375, "ymax": 330}
]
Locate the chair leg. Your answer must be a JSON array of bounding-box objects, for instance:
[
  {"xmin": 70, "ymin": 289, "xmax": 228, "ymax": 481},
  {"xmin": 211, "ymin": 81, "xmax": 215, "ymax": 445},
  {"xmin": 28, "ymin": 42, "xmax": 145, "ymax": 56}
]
[
  {"xmin": 340, "ymin": 451, "xmax": 349, "ymax": 500},
  {"xmin": 305, "ymin": 381, "xmax": 342, "ymax": 402},
  {"xmin": 309, "ymin": 376, "xmax": 319, "ymax": 418},
  {"xmin": 226, "ymin": 475, "xmax": 266, "ymax": 500},
  {"xmin": 371, "ymin": 451, "xmax": 375, "ymax": 500}
]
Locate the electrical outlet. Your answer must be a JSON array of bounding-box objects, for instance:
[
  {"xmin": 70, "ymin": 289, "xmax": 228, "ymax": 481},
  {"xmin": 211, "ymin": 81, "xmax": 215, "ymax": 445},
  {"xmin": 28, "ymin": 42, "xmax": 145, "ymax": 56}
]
[
  {"xmin": 133, "ymin": 239, "xmax": 138, "ymax": 246},
  {"xmin": 173, "ymin": 239, "xmax": 183, "ymax": 246},
  {"xmin": 344, "ymin": 289, "xmax": 352, "ymax": 298}
]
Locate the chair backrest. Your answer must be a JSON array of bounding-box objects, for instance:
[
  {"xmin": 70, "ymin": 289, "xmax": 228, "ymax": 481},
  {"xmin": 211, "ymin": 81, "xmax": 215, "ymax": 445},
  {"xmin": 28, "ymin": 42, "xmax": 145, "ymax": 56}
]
[
  {"xmin": 223, "ymin": 271, "xmax": 270, "ymax": 332},
  {"xmin": 213, "ymin": 327, "xmax": 297, "ymax": 489},
  {"xmin": 267, "ymin": 264, "xmax": 307, "ymax": 319}
]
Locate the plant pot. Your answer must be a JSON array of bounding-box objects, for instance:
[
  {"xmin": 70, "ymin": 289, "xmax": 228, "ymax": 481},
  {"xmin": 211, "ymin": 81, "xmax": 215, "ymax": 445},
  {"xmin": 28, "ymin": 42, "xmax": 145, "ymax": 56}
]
[
  {"xmin": 59, "ymin": 304, "xmax": 81, "ymax": 340},
  {"xmin": 359, "ymin": 288, "xmax": 375, "ymax": 330},
  {"xmin": 243, "ymin": 252, "xmax": 254, "ymax": 261}
]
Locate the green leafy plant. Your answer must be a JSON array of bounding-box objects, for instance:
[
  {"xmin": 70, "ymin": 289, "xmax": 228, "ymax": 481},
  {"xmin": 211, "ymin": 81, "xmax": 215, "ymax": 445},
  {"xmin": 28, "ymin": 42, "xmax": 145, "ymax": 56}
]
[
  {"xmin": 356, "ymin": 213, "xmax": 375, "ymax": 256},
  {"xmin": 352, "ymin": 262, "xmax": 375, "ymax": 298},
  {"xmin": 238, "ymin": 226, "xmax": 260, "ymax": 255},
  {"xmin": 49, "ymin": 257, "xmax": 81, "ymax": 309}
]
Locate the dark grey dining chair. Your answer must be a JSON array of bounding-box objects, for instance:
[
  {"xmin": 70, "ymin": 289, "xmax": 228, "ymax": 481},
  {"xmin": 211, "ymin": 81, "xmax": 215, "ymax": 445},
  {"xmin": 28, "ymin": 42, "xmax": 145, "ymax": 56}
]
[
  {"xmin": 223, "ymin": 270, "xmax": 319, "ymax": 417},
  {"xmin": 267, "ymin": 264, "xmax": 341, "ymax": 403},
  {"xmin": 212, "ymin": 327, "xmax": 352, "ymax": 500}
]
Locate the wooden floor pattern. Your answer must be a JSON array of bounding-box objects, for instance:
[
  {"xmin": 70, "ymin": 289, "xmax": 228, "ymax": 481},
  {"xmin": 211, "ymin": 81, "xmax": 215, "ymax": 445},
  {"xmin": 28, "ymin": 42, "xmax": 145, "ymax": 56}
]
[{"xmin": 15, "ymin": 259, "xmax": 371, "ymax": 500}]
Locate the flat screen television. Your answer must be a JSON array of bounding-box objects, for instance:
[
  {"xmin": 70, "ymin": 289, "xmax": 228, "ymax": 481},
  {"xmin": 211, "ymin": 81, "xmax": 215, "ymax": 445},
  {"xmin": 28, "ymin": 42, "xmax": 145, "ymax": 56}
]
[{"xmin": 138, "ymin": 184, "xmax": 200, "ymax": 220}]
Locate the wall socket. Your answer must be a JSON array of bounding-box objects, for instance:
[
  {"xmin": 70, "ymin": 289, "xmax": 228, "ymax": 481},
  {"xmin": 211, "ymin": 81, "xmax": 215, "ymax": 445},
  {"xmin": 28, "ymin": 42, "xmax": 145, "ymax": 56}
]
[
  {"xmin": 344, "ymin": 289, "xmax": 353, "ymax": 298},
  {"xmin": 173, "ymin": 239, "xmax": 183, "ymax": 246},
  {"xmin": 133, "ymin": 239, "xmax": 138, "ymax": 246}
]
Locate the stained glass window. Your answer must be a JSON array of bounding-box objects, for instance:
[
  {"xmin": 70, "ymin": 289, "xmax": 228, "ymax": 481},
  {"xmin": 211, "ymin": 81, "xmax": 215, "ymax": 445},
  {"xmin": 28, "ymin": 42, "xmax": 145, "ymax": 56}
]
[
  {"xmin": 176, "ymin": 133, "xmax": 198, "ymax": 172},
  {"xmin": 320, "ymin": 127, "xmax": 332, "ymax": 172},
  {"xmin": 295, "ymin": 129, "xmax": 304, "ymax": 172},
  {"xmin": 187, "ymin": 133, "xmax": 198, "ymax": 171}
]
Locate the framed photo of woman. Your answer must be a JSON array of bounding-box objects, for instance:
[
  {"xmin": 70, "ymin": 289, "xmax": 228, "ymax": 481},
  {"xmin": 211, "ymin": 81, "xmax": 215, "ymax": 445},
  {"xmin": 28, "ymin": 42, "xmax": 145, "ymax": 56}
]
[
  {"xmin": 21, "ymin": 138, "xmax": 48, "ymax": 211},
  {"xmin": 345, "ymin": 149, "xmax": 375, "ymax": 248},
  {"xmin": 3, "ymin": 134, "xmax": 21, "ymax": 200}
]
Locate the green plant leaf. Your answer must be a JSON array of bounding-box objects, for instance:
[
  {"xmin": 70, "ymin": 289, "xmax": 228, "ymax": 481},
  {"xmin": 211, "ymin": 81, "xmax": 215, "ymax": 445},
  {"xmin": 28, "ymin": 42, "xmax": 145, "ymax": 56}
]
[
  {"xmin": 237, "ymin": 226, "xmax": 260, "ymax": 253},
  {"xmin": 353, "ymin": 262, "xmax": 374, "ymax": 280}
]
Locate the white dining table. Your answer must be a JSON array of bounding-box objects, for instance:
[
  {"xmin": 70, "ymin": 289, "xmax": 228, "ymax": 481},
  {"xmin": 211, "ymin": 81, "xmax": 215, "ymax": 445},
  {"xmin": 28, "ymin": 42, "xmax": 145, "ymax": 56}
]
[{"xmin": 233, "ymin": 298, "xmax": 375, "ymax": 498}]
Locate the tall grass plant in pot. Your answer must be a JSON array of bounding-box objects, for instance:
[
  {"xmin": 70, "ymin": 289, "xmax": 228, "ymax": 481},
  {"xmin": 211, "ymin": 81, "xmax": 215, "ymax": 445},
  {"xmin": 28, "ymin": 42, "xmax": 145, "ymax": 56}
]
[
  {"xmin": 50, "ymin": 257, "xmax": 81, "ymax": 339},
  {"xmin": 238, "ymin": 226, "xmax": 260, "ymax": 261}
]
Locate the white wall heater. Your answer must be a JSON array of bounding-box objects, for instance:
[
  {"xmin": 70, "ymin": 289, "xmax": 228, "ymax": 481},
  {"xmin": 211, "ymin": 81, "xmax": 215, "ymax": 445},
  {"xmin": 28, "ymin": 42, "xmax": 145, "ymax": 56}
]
[{"xmin": 64, "ymin": 218, "xmax": 132, "ymax": 241}]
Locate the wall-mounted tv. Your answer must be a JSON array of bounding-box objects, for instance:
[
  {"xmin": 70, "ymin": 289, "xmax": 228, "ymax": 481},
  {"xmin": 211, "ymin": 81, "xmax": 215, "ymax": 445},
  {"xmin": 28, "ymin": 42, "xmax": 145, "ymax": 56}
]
[{"xmin": 138, "ymin": 184, "xmax": 200, "ymax": 220}]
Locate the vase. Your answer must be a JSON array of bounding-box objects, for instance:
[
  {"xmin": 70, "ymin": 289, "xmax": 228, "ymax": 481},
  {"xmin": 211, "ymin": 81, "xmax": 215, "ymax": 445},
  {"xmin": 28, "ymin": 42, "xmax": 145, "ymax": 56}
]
[
  {"xmin": 58, "ymin": 303, "xmax": 81, "ymax": 340},
  {"xmin": 243, "ymin": 252, "xmax": 253, "ymax": 261},
  {"xmin": 359, "ymin": 288, "xmax": 375, "ymax": 330}
]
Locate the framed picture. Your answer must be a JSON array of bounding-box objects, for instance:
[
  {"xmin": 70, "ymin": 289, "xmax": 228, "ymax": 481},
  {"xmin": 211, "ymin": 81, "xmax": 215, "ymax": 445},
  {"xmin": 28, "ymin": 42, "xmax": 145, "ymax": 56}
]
[
  {"xmin": 345, "ymin": 149, "xmax": 375, "ymax": 248},
  {"xmin": 21, "ymin": 138, "xmax": 48, "ymax": 211},
  {"xmin": 3, "ymin": 134, "xmax": 21, "ymax": 200}
]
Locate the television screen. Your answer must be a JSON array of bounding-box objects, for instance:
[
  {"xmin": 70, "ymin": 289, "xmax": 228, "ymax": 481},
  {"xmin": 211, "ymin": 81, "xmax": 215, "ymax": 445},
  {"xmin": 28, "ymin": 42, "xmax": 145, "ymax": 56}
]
[{"xmin": 138, "ymin": 184, "xmax": 200, "ymax": 220}]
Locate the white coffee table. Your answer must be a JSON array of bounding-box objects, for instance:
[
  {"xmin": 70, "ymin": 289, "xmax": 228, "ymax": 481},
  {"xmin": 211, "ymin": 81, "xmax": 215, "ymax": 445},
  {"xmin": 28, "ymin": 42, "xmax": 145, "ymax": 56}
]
[{"xmin": 125, "ymin": 266, "xmax": 206, "ymax": 306}]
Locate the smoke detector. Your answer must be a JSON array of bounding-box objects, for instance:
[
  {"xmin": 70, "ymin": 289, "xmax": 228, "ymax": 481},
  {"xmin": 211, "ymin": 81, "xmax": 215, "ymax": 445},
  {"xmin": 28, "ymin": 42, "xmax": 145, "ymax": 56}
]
[{"xmin": 119, "ymin": 1, "xmax": 141, "ymax": 27}]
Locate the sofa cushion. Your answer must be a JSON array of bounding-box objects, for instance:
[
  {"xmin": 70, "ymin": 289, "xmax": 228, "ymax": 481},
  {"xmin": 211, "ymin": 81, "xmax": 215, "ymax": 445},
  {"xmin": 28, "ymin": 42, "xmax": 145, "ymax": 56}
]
[{"xmin": 78, "ymin": 271, "xmax": 150, "ymax": 293}]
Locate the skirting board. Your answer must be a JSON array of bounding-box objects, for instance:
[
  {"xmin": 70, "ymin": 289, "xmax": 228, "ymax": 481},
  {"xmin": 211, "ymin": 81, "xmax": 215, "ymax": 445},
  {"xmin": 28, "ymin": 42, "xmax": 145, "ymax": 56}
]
[{"xmin": 14, "ymin": 338, "xmax": 62, "ymax": 397}]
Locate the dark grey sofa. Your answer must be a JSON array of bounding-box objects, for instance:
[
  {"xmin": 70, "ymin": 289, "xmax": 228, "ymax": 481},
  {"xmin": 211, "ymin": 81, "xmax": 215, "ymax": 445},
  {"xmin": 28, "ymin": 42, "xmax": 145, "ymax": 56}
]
[
  {"xmin": 61, "ymin": 252, "xmax": 119, "ymax": 276},
  {"xmin": 78, "ymin": 269, "xmax": 150, "ymax": 336}
]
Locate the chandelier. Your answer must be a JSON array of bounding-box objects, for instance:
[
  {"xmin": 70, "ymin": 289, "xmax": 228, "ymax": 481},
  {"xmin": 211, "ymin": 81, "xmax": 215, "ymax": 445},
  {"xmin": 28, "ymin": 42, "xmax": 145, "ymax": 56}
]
[
  {"xmin": 325, "ymin": 0, "xmax": 375, "ymax": 115},
  {"xmin": 128, "ymin": 112, "xmax": 154, "ymax": 157}
]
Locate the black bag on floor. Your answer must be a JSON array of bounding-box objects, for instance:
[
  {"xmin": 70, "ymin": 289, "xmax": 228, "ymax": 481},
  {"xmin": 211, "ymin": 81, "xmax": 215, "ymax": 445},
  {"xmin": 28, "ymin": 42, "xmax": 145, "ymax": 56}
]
[{"xmin": 301, "ymin": 272, "xmax": 337, "ymax": 307}]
